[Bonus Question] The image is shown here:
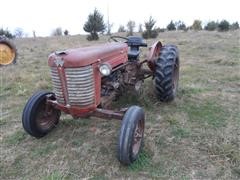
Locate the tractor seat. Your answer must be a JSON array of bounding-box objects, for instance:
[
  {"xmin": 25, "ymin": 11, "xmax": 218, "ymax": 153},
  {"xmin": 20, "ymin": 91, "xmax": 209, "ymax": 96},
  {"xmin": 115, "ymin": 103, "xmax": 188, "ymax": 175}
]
[
  {"xmin": 127, "ymin": 36, "xmax": 147, "ymax": 60},
  {"xmin": 128, "ymin": 47, "xmax": 140, "ymax": 59}
]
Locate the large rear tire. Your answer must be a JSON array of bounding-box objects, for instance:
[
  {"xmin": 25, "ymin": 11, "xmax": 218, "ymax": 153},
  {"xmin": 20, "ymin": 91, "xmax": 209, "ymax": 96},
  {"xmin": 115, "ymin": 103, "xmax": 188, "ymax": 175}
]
[
  {"xmin": 22, "ymin": 91, "xmax": 61, "ymax": 138},
  {"xmin": 154, "ymin": 45, "xmax": 179, "ymax": 102},
  {"xmin": 117, "ymin": 106, "xmax": 145, "ymax": 165}
]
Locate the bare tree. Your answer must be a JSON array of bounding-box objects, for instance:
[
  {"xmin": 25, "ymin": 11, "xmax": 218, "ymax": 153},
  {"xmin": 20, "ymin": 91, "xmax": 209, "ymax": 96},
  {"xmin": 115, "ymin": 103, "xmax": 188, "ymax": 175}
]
[
  {"xmin": 118, "ymin": 25, "xmax": 126, "ymax": 32},
  {"xmin": 14, "ymin": 28, "xmax": 24, "ymax": 38},
  {"xmin": 126, "ymin": 20, "xmax": 136, "ymax": 36}
]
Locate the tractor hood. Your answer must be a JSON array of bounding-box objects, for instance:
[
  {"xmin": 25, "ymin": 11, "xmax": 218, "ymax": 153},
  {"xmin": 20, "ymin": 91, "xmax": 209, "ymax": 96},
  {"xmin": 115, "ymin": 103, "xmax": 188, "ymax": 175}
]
[{"xmin": 48, "ymin": 42, "xmax": 128, "ymax": 68}]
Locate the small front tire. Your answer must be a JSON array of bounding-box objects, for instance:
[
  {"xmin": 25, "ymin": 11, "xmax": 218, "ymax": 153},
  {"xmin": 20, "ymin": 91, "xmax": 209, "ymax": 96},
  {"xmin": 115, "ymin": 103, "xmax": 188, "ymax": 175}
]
[
  {"xmin": 22, "ymin": 90, "xmax": 61, "ymax": 138},
  {"xmin": 117, "ymin": 106, "xmax": 145, "ymax": 165}
]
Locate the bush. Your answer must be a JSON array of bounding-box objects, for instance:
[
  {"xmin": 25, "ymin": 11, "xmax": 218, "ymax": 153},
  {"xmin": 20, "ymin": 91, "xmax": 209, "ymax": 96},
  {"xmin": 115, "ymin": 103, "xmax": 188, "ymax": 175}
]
[
  {"xmin": 142, "ymin": 16, "xmax": 159, "ymax": 39},
  {"xmin": 204, "ymin": 21, "xmax": 218, "ymax": 31},
  {"xmin": 191, "ymin": 20, "xmax": 202, "ymax": 30},
  {"xmin": 118, "ymin": 25, "xmax": 126, "ymax": 32},
  {"xmin": 0, "ymin": 28, "xmax": 14, "ymax": 39},
  {"xmin": 230, "ymin": 22, "xmax": 239, "ymax": 30},
  {"xmin": 52, "ymin": 27, "xmax": 62, "ymax": 36},
  {"xmin": 167, "ymin": 21, "xmax": 176, "ymax": 31},
  {"xmin": 83, "ymin": 8, "xmax": 106, "ymax": 41},
  {"xmin": 64, "ymin": 30, "xmax": 69, "ymax": 36},
  {"xmin": 176, "ymin": 21, "xmax": 187, "ymax": 31},
  {"xmin": 218, "ymin": 20, "xmax": 230, "ymax": 31}
]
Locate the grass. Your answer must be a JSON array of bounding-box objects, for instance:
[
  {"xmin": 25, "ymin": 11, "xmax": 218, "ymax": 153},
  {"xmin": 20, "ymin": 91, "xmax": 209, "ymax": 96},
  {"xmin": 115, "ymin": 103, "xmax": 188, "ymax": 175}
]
[{"xmin": 0, "ymin": 30, "xmax": 240, "ymax": 179}]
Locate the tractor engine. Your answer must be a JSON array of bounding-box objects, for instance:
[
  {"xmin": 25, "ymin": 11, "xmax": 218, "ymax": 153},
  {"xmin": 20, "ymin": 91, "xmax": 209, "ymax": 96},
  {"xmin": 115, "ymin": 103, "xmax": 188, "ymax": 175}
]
[{"xmin": 100, "ymin": 62, "xmax": 142, "ymax": 108}]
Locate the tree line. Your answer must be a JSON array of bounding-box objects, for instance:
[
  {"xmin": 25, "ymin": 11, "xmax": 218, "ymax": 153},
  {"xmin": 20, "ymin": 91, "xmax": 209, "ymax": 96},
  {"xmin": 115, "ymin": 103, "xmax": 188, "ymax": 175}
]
[{"xmin": 1, "ymin": 8, "xmax": 239, "ymax": 40}]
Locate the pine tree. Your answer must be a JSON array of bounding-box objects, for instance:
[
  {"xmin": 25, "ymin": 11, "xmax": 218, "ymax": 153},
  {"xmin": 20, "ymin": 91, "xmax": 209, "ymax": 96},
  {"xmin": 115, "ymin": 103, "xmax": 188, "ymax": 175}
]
[{"xmin": 83, "ymin": 9, "xmax": 106, "ymax": 40}]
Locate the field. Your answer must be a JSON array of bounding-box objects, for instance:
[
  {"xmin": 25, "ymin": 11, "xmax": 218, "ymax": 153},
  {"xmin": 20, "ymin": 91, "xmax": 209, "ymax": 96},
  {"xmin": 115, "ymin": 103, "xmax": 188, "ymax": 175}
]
[{"xmin": 0, "ymin": 30, "xmax": 240, "ymax": 179}]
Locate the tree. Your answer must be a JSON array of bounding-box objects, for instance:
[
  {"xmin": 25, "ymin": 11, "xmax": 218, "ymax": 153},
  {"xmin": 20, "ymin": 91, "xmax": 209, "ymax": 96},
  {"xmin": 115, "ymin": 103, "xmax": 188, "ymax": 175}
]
[
  {"xmin": 175, "ymin": 21, "xmax": 186, "ymax": 31},
  {"xmin": 0, "ymin": 28, "xmax": 14, "ymax": 39},
  {"xmin": 64, "ymin": 29, "xmax": 69, "ymax": 36},
  {"xmin": 218, "ymin": 20, "xmax": 230, "ymax": 31},
  {"xmin": 191, "ymin": 20, "xmax": 202, "ymax": 30},
  {"xmin": 52, "ymin": 27, "xmax": 62, "ymax": 36},
  {"xmin": 142, "ymin": 16, "xmax": 159, "ymax": 39},
  {"xmin": 230, "ymin": 22, "xmax": 239, "ymax": 30},
  {"xmin": 118, "ymin": 25, "xmax": 126, "ymax": 32},
  {"xmin": 167, "ymin": 20, "xmax": 176, "ymax": 31},
  {"xmin": 14, "ymin": 28, "xmax": 24, "ymax": 38},
  {"xmin": 83, "ymin": 8, "xmax": 106, "ymax": 40},
  {"xmin": 204, "ymin": 21, "xmax": 218, "ymax": 31},
  {"xmin": 138, "ymin": 24, "xmax": 143, "ymax": 33},
  {"xmin": 126, "ymin": 20, "xmax": 136, "ymax": 36}
]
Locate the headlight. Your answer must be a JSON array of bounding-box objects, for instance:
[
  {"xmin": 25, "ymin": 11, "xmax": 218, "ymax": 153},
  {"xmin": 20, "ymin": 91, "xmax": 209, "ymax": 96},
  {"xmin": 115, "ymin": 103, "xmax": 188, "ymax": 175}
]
[{"xmin": 99, "ymin": 63, "xmax": 112, "ymax": 76}]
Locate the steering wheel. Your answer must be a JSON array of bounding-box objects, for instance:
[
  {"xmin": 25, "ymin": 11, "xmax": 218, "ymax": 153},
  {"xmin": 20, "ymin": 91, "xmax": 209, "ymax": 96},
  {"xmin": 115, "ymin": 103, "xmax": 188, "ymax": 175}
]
[{"xmin": 108, "ymin": 36, "xmax": 129, "ymax": 43}]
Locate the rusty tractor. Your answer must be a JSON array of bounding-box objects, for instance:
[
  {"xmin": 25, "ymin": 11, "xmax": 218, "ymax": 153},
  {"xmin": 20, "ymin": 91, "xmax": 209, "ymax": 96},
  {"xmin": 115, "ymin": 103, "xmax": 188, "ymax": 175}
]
[
  {"xmin": 0, "ymin": 36, "xmax": 17, "ymax": 66},
  {"xmin": 22, "ymin": 36, "xmax": 179, "ymax": 165}
]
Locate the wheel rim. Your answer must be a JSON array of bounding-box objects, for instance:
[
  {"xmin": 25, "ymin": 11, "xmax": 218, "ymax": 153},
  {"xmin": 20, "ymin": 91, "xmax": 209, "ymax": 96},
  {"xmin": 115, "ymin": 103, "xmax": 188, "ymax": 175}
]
[
  {"xmin": 0, "ymin": 43, "xmax": 16, "ymax": 65},
  {"xmin": 36, "ymin": 97, "xmax": 59, "ymax": 131},
  {"xmin": 172, "ymin": 59, "xmax": 179, "ymax": 95},
  {"xmin": 132, "ymin": 119, "xmax": 144, "ymax": 156}
]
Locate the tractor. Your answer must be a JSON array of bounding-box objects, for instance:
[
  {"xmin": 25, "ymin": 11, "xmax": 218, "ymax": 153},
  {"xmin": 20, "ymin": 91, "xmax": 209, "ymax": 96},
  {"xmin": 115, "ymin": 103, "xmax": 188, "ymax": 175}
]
[
  {"xmin": 22, "ymin": 36, "xmax": 179, "ymax": 165},
  {"xmin": 0, "ymin": 36, "xmax": 17, "ymax": 66}
]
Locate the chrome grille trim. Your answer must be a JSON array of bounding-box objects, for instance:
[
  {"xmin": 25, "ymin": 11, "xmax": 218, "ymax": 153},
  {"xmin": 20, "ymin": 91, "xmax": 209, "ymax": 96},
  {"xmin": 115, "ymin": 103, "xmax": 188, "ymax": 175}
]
[
  {"xmin": 50, "ymin": 65, "xmax": 95, "ymax": 106},
  {"xmin": 50, "ymin": 68, "xmax": 65, "ymax": 104}
]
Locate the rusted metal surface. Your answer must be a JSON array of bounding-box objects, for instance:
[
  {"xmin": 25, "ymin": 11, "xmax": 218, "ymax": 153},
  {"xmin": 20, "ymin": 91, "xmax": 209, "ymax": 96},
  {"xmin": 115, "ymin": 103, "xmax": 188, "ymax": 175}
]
[
  {"xmin": 147, "ymin": 41, "xmax": 162, "ymax": 71},
  {"xmin": 92, "ymin": 108, "xmax": 125, "ymax": 120},
  {"xmin": 48, "ymin": 42, "xmax": 128, "ymax": 68},
  {"xmin": 35, "ymin": 96, "xmax": 60, "ymax": 131},
  {"xmin": 132, "ymin": 117, "xmax": 144, "ymax": 156}
]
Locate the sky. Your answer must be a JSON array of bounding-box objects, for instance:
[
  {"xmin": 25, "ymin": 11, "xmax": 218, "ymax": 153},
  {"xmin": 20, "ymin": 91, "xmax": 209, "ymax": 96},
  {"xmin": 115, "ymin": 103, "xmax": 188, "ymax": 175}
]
[{"xmin": 0, "ymin": 0, "xmax": 239, "ymax": 37}]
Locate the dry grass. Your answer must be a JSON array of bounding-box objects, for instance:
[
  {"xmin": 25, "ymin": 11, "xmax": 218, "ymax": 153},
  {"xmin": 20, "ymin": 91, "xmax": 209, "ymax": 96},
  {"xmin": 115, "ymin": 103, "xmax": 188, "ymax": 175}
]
[{"xmin": 0, "ymin": 30, "xmax": 240, "ymax": 179}]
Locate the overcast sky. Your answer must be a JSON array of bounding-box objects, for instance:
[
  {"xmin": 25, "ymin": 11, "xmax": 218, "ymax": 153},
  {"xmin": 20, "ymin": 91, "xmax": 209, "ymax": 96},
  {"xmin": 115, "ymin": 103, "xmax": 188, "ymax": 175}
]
[{"xmin": 0, "ymin": 0, "xmax": 239, "ymax": 37}]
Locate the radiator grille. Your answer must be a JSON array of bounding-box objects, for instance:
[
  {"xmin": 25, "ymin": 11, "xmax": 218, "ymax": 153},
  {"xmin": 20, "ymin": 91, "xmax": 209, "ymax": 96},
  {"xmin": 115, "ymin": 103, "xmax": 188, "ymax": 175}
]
[{"xmin": 50, "ymin": 66, "xmax": 95, "ymax": 106}]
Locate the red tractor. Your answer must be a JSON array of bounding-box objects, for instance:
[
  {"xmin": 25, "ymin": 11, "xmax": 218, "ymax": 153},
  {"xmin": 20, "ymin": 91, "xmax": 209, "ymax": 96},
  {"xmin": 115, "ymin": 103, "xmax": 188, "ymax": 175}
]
[{"xmin": 22, "ymin": 36, "xmax": 179, "ymax": 165}]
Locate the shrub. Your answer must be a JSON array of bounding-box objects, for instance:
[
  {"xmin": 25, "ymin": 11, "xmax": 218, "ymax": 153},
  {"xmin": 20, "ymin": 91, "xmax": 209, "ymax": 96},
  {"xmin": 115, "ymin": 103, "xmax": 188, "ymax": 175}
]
[
  {"xmin": 191, "ymin": 20, "xmax": 202, "ymax": 30},
  {"xmin": 230, "ymin": 22, "xmax": 239, "ymax": 30},
  {"xmin": 176, "ymin": 21, "xmax": 187, "ymax": 31},
  {"xmin": 64, "ymin": 30, "xmax": 69, "ymax": 36},
  {"xmin": 51, "ymin": 27, "xmax": 62, "ymax": 36},
  {"xmin": 167, "ymin": 21, "xmax": 176, "ymax": 31},
  {"xmin": 204, "ymin": 21, "xmax": 218, "ymax": 31},
  {"xmin": 0, "ymin": 28, "xmax": 14, "ymax": 39},
  {"xmin": 218, "ymin": 20, "xmax": 230, "ymax": 31}
]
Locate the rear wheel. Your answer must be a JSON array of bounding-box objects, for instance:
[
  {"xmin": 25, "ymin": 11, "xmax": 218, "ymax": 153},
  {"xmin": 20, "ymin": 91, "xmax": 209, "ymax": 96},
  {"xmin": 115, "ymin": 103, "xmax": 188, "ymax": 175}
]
[
  {"xmin": 154, "ymin": 45, "xmax": 179, "ymax": 102},
  {"xmin": 22, "ymin": 90, "xmax": 61, "ymax": 138},
  {"xmin": 117, "ymin": 106, "xmax": 145, "ymax": 165}
]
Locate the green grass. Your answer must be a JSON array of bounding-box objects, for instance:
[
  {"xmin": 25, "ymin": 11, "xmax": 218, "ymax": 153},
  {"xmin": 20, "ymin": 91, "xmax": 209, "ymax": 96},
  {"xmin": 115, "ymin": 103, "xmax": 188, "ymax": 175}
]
[{"xmin": 4, "ymin": 130, "xmax": 27, "ymax": 145}]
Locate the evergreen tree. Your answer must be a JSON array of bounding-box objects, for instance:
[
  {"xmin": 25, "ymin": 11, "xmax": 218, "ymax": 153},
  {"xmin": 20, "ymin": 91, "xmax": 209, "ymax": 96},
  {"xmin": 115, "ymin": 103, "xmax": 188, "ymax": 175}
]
[{"xmin": 83, "ymin": 9, "xmax": 106, "ymax": 40}]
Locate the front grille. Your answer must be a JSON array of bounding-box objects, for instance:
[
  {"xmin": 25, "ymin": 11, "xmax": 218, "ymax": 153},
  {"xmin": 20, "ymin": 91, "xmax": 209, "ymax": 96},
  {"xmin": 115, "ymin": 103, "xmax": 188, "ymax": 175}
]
[{"xmin": 50, "ymin": 65, "xmax": 95, "ymax": 106}]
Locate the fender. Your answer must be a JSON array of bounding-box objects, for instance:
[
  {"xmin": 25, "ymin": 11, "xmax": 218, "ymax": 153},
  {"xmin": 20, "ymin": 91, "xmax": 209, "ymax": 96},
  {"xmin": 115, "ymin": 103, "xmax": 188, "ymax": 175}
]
[{"xmin": 146, "ymin": 41, "xmax": 162, "ymax": 72}]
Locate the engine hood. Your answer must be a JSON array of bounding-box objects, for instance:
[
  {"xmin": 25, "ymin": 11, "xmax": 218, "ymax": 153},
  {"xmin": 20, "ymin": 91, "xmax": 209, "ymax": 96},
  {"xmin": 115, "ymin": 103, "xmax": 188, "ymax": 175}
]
[{"xmin": 48, "ymin": 42, "xmax": 128, "ymax": 68}]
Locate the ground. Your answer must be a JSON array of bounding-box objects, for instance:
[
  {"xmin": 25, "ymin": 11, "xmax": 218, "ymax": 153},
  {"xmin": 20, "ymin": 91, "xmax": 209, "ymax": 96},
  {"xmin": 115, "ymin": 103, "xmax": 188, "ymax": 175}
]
[{"xmin": 0, "ymin": 30, "xmax": 239, "ymax": 179}]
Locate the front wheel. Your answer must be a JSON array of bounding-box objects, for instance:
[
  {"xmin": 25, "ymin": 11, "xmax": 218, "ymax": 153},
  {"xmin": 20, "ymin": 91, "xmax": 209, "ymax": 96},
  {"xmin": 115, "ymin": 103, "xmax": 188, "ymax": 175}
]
[
  {"xmin": 117, "ymin": 106, "xmax": 145, "ymax": 165},
  {"xmin": 22, "ymin": 90, "xmax": 61, "ymax": 138}
]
